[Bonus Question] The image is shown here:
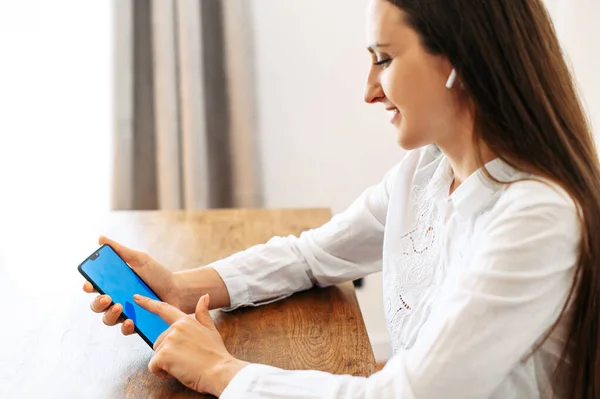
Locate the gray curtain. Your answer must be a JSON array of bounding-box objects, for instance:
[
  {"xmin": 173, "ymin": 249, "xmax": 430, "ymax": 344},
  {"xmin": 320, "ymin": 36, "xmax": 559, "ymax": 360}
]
[{"xmin": 112, "ymin": 0, "xmax": 263, "ymax": 210}]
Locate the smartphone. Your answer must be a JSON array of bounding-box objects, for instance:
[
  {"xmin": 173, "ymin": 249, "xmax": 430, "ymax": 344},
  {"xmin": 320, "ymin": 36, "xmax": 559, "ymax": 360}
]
[{"xmin": 77, "ymin": 244, "xmax": 169, "ymax": 348}]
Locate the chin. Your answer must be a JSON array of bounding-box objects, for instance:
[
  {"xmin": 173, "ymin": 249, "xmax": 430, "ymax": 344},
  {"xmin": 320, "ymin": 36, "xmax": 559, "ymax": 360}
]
[
  {"xmin": 396, "ymin": 118, "xmax": 433, "ymax": 151},
  {"xmin": 396, "ymin": 132, "xmax": 425, "ymax": 151}
]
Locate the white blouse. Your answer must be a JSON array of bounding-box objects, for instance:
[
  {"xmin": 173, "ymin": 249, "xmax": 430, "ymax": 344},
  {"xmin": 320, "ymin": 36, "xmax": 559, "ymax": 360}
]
[{"xmin": 210, "ymin": 145, "xmax": 579, "ymax": 399}]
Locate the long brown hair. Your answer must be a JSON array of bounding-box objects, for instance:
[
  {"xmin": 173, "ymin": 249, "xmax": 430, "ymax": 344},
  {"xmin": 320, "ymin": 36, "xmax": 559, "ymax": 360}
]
[{"xmin": 386, "ymin": 0, "xmax": 600, "ymax": 397}]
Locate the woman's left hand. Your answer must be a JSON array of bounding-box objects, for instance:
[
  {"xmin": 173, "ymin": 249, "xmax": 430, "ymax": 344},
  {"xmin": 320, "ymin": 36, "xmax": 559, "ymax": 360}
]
[{"xmin": 134, "ymin": 293, "xmax": 249, "ymax": 397}]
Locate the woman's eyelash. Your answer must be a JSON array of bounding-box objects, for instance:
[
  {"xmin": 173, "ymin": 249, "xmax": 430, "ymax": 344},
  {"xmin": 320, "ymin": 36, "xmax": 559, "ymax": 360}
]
[{"xmin": 374, "ymin": 58, "xmax": 392, "ymax": 66}]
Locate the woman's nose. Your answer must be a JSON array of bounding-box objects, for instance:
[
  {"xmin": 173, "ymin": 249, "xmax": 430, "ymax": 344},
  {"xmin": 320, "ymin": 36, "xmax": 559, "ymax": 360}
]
[{"xmin": 364, "ymin": 75, "xmax": 384, "ymax": 104}]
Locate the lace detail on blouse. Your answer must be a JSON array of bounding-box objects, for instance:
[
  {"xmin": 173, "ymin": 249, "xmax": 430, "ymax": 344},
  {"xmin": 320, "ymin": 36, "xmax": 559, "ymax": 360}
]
[{"xmin": 383, "ymin": 156, "xmax": 452, "ymax": 353}]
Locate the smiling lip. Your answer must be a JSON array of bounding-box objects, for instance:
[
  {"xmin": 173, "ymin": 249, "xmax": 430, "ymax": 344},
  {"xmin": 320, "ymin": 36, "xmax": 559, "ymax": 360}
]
[{"xmin": 387, "ymin": 108, "xmax": 400, "ymax": 124}]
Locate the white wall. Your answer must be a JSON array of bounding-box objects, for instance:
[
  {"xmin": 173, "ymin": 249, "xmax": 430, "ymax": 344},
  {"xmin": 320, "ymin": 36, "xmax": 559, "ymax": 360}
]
[
  {"xmin": 250, "ymin": 0, "xmax": 404, "ymax": 361},
  {"xmin": 250, "ymin": 0, "xmax": 405, "ymax": 212},
  {"xmin": 552, "ymin": 0, "xmax": 600, "ymax": 138}
]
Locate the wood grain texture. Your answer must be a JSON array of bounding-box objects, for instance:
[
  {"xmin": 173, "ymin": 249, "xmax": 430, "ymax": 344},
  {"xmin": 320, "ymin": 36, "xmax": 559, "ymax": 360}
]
[{"xmin": 1, "ymin": 209, "xmax": 376, "ymax": 398}]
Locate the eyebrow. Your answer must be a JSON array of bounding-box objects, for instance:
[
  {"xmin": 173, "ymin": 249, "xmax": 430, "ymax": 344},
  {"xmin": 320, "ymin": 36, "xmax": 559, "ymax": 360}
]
[{"xmin": 367, "ymin": 43, "xmax": 391, "ymax": 52}]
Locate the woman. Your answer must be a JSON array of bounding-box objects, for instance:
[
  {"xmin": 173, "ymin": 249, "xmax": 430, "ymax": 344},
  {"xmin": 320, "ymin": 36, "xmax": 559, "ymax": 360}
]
[{"xmin": 84, "ymin": 0, "xmax": 600, "ymax": 397}]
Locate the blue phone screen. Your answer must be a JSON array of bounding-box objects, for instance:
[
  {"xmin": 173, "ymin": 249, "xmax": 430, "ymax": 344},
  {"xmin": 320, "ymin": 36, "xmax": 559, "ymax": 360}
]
[{"xmin": 80, "ymin": 245, "xmax": 169, "ymax": 346}]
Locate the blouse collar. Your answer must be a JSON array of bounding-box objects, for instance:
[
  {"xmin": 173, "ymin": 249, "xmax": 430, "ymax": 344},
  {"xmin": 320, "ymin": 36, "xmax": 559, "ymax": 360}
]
[{"xmin": 428, "ymin": 154, "xmax": 522, "ymax": 220}]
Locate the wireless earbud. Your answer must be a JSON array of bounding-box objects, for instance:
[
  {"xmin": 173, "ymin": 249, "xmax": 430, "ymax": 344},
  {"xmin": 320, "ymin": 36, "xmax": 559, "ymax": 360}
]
[{"xmin": 446, "ymin": 68, "xmax": 458, "ymax": 89}]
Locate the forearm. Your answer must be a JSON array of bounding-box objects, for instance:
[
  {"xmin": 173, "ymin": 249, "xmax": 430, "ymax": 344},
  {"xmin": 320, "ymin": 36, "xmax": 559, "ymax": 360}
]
[
  {"xmin": 174, "ymin": 266, "xmax": 231, "ymax": 314},
  {"xmin": 171, "ymin": 170, "xmax": 394, "ymax": 314}
]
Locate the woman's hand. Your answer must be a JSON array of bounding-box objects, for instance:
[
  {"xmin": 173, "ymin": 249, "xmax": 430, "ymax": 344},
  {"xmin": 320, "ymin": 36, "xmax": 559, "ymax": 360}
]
[
  {"xmin": 134, "ymin": 293, "xmax": 249, "ymax": 396},
  {"xmin": 83, "ymin": 235, "xmax": 182, "ymax": 335}
]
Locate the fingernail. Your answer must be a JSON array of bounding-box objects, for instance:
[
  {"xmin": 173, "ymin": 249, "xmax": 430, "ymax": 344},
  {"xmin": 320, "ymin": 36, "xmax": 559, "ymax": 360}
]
[
  {"xmin": 100, "ymin": 297, "xmax": 109, "ymax": 305},
  {"xmin": 204, "ymin": 294, "xmax": 210, "ymax": 308},
  {"xmin": 112, "ymin": 305, "xmax": 120, "ymax": 314},
  {"xmin": 133, "ymin": 294, "xmax": 141, "ymax": 301}
]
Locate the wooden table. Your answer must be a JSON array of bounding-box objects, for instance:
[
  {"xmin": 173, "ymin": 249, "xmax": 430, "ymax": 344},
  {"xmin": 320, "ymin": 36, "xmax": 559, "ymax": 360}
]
[{"xmin": 0, "ymin": 209, "xmax": 376, "ymax": 398}]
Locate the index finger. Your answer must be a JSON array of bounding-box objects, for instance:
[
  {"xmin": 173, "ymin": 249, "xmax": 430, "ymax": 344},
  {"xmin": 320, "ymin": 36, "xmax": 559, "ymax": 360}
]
[{"xmin": 133, "ymin": 294, "xmax": 186, "ymax": 325}]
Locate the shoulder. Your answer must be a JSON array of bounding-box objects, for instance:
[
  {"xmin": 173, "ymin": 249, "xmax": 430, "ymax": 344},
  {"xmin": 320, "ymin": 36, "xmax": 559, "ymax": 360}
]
[
  {"xmin": 464, "ymin": 177, "xmax": 582, "ymax": 280},
  {"xmin": 498, "ymin": 177, "xmax": 578, "ymax": 216},
  {"xmin": 484, "ymin": 177, "xmax": 580, "ymax": 249}
]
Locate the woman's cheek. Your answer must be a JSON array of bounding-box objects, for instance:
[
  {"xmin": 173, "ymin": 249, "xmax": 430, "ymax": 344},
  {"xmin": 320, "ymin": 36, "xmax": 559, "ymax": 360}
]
[{"xmin": 381, "ymin": 67, "xmax": 403, "ymax": 108}]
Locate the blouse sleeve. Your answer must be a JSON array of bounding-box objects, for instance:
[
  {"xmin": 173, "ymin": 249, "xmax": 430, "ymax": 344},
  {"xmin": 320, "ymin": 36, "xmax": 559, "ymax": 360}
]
[{"xmin": 209, "ymin": 156, "xmax": 409, "ymax": 311}]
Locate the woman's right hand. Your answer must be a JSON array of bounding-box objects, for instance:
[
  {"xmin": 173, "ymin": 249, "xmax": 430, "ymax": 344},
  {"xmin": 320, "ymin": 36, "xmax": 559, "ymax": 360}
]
[{"xmin": 83, "ymin": 235, "xmax": 182, "ymax": 336}]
